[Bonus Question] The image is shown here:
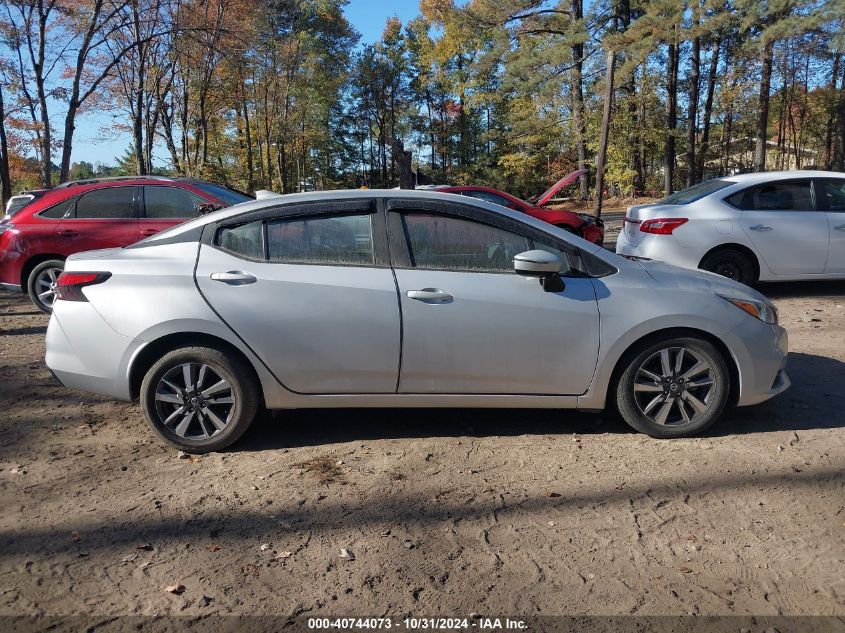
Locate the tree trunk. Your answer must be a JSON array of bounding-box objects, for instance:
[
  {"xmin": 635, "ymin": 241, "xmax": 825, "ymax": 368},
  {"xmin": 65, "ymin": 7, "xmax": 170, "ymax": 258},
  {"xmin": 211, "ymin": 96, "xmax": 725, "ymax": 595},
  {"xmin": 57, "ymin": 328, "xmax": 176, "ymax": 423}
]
[
  {"xmin": 594, "ymin": 49, "xmax": 616, "ymax": 218},
  {"xmin": 571, "ymin": 0, "xmax": 588, "ymax": 200},
  {"xmin": 825, "ymin": 54, "xmax": 840, "ymax": 169},
  {"xmin": 754, "ymin": 39, "xmax": 775, "ymax": 172},
  {"xmin": 0, "ymin": 85, "xmax": 12, "ymax": 205},
  {"xmin": 686, "ymin": 32, "xmax": 700, "ymax": 187},
  {"xmin": 835, "ymin": 59, "xmax": 845, "ymax": 171},
  {"xmin": 664, "ymin": 34, "xmax": 679, "ymax": 195},
  {"xmin": 31, "ymin": 1, "xmax": 52, "ymax": 188},
  {"xmin": 697, "ymin": 35, "xmax": 720, "ymax": 181},
  {"xmin": 392, "ymin": 140, "xmax": 414, "ymax": 189}
]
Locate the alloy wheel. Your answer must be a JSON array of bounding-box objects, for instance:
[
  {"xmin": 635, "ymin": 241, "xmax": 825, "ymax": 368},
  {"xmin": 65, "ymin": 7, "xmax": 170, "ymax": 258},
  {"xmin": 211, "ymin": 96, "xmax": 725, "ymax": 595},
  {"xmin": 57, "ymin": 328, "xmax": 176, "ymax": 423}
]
[
  {"xmin": 153, "ymin": 362, "xmax": 236, "ymax": 439},
  {"xmin": 632, "ymin": 346, "xmax": 715, "ymax": 426},
  {"xmin": 34, "ymin": 266, "xmax": 62, "ymax": 309}
]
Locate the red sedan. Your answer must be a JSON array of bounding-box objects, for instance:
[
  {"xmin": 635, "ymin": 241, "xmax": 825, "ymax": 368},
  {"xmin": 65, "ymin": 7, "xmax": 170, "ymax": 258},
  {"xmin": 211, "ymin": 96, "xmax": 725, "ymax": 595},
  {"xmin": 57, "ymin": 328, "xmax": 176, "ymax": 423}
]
[{"xmin": 434, "ymin": 172, "xmax": 604, "ymax": 245}]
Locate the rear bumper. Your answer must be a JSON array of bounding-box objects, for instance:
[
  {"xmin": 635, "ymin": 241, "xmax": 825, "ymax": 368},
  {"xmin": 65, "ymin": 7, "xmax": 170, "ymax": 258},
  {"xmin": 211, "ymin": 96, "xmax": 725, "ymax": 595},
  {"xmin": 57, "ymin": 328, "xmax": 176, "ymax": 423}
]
[
  {"xmin": 45, "ymin": 301, "xmax": 136, "ymax": 401},
  {"xmin": 615, "ymin": 230, "xmax": 707, "ymax": 271}
]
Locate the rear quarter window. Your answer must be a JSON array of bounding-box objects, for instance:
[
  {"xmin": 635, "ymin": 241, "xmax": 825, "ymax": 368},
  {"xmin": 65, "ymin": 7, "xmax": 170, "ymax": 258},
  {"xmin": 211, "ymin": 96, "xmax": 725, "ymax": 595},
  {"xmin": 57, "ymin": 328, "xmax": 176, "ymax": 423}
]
[{"xmin": 38, "ymin": 197, "xmax": 76, "ymax": 219}]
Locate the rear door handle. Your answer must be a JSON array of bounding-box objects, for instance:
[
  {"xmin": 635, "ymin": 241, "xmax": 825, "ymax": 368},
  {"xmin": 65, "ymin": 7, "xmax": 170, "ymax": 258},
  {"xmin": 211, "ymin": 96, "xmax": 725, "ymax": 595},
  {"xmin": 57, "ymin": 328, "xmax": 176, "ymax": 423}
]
[
  {"xmin": 210, "ymin": 271, "xmax": 257, "ymax": 286},
  {"xmin": 58, "ymin": 230, "xmax": 79, "ymax": 238},
  {"xmin": 749, "ymin": 225, "xmax": 773, "ymax": 232},
  {"xmin": 834, "ymin": 225, "xmax": 845, "ymax": 232},
  {"xmin": 407, "ymin": 288, "xmax": 453, "ymax": 304}
]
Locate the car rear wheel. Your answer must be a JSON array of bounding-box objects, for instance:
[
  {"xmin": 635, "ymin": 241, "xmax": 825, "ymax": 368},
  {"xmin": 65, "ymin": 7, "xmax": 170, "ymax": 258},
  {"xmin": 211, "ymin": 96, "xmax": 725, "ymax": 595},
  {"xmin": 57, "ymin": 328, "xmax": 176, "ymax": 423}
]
[
  {"xmin": 615, "ymin": 336, "xmax": 730, "ymax": 438},
  {"xmin": 700, "ymin": 249, "xmax": 756, "ymax": 285},
  {"xmin": 27, "ymin": 259, "xmax": 65, "ymax": 314},
  {"xmin": 140, "ymin": 346, "xmax": 260, "ymax": 453}
]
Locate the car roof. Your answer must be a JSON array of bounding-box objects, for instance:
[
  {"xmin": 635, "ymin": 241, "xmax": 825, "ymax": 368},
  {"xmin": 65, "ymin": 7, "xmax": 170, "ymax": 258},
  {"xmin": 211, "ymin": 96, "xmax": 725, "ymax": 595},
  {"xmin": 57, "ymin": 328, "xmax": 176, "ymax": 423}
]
[
  {"xmin": 142, "ymin": 188, "xmax": 604, "ymax": 255},
  {"xmin": 721, "ymin": 170, "xmax": 845, "ymax": 186}
]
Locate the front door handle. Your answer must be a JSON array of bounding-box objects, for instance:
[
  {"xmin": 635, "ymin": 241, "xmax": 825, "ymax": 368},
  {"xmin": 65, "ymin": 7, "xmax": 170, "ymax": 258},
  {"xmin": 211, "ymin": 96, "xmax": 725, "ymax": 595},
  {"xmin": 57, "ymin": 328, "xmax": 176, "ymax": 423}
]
[
  {"xmin": 210, "ymin": 271, "xmax": 257, "ymax": 286},
  {"xmin": 834, "ymin": 225, "xmax": 845, "ymax": 232},
  {"xmin": 749, "ymin": 225, "xmax": 773, "ymax": 232},
  {"xmin": 141, "ymin": 228, "xmax": 158, "ymax": 236},
  {"xmin": 407, "ymin": 288, "xmax": 453, "ymax": 304},
  {"xmin": 58, "ymin": 230, "xmax": 79, "ymax": 238}
]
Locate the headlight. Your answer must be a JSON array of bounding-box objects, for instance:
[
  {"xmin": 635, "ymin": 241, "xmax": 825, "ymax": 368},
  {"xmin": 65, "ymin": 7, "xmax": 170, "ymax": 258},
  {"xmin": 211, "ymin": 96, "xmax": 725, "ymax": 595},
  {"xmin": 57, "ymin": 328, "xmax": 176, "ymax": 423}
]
[{"xmin": 720, "ymin": 295, "xmax": 778, "ymax": 325}]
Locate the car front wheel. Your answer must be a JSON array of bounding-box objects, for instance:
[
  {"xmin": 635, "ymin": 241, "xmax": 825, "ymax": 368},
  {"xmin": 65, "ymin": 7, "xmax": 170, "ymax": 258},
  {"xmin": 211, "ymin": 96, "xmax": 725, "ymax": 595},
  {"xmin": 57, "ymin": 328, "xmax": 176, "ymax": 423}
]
[
  {"xmin": 615, "ymin": 336, "xmax": 730, "ymax": 438},
  {"xmin": 27, "ymin": 259, "xmax": 65, "ymax": 314},
  {"xmin": 140, "ymin": 346, "xmax": 260, "ymax": 453}
]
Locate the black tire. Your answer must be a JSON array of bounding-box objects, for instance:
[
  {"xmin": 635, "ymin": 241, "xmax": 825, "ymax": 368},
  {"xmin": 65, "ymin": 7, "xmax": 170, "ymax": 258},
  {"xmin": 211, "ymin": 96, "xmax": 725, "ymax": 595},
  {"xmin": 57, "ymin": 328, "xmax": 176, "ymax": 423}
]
[
  {"xmin": 140, "ymin": 346, "xmax": 260, "ymax": 453},
  {"xmin": 27, "ymin": 259, "xmax": 65, "ymax": 314},
  {"xmin": 614, "ymin": 336, "xmax": 730, "ymax": 438},
  {"xmin": 700, "ymin": 248, "xmax": 756, "ymax": 285}
]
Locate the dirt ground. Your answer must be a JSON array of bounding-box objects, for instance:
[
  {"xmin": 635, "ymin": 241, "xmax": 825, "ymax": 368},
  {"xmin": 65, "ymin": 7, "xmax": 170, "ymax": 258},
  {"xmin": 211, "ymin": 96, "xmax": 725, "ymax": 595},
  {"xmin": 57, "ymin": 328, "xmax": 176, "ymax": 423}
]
[{"xmin": 0, "ymin": 255, "xmax": 844, "ymax": 620}]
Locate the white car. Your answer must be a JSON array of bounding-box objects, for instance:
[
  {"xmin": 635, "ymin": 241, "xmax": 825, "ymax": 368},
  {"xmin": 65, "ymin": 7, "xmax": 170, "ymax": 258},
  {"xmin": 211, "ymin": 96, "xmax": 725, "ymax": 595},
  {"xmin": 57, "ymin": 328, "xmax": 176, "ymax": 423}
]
[{"xmin": 616, "ymin": 170, "xmax": 845, "ymax": 284}]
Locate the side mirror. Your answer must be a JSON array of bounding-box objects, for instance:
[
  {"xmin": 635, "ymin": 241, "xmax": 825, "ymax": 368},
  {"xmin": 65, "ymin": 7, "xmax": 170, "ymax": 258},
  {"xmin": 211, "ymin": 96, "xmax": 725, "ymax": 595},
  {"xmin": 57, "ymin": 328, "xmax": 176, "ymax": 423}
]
[
  {"xmin": 513, "ymin": 250, "xmax": 566, "ymax": 293},
  {"xmin": 195, "ymin": 202, "xmax": 221, "ymax": 215}
]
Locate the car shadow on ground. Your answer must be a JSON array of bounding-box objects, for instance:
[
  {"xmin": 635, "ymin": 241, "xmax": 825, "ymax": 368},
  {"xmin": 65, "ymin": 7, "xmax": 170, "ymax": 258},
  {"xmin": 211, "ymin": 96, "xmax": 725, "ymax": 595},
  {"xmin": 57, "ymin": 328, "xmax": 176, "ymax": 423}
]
[
  {"xmin": 236, "ymin": 351, "xmax": 844, "ymax": 451},
  {"xmin": 757, "ymin": 280, "xmax": 845, "ymax": 298}
]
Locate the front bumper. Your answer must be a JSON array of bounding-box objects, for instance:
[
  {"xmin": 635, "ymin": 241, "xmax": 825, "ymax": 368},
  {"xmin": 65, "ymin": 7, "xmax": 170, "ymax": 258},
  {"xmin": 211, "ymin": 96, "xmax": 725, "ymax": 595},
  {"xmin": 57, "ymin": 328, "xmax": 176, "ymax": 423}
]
[{"xmin": 721, "ymin": 316, "xmax": 790, "ymax": 407}]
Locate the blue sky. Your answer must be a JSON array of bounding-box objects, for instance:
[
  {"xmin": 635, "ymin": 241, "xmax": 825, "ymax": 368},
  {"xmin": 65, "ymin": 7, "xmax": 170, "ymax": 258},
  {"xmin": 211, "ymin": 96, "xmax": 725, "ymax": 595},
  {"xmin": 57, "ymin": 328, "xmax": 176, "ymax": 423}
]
[{"xmin": 67, "ymin": 0, "xmax": 422, "ymax": 167}]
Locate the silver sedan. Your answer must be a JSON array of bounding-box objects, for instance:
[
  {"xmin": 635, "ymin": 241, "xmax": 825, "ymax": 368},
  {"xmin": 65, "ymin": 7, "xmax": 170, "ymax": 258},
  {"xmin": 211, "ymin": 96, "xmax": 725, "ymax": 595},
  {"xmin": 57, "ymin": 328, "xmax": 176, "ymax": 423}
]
[{"xmin": 45, "ymin": 190, "xmax": 789, "ymax": 452}]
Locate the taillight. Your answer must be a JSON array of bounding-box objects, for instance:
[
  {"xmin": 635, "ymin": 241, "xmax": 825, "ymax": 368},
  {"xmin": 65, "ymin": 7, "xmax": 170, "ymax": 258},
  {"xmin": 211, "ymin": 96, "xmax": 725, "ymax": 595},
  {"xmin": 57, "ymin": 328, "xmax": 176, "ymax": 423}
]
[
  {"xmin": 54, "ymin": 272, "xmax": 111, "ymax": 302},
  {"xmin": 639, "ymin": 218, "xmax": 689, "ymax": 235}
]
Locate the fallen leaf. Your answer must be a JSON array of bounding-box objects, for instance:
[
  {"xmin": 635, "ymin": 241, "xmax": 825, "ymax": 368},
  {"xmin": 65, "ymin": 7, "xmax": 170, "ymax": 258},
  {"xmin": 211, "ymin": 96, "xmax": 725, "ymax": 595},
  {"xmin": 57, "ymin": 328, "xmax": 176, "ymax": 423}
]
[
  {"xmin": 165, "ymin": 583, "xmax": 185, "ymax": 595},
  {"xmin": 177, "ymin": 451, "xmax": 189, "ymax": 460},
  {"xmin": 548, "ymin": 521, "xmax": 556, "ymax": 527},
  {"xmin": 121, "ymin": 553, "xmax": 137, "ymax": 563},
  {"xmin": 205, "ymin": 544, "xmax": 221, "ymax": 552},
  {"xmin": 259, "ymin": 543, "xmax": 271, "ymax": 551},
  {"xmin": 273, "ymin": 551, "xmax": 292, "ymax": 560},
  {"xmin": 136, "ymin": 543, "xmax": 153, "ymax": 551},
  {"xmin": 545, "ymin": 491, "xmax": 561, "ymax": 498},
  {"xmin": 339, "ymin": 548, "xmax": 355, "ymax": 561}
]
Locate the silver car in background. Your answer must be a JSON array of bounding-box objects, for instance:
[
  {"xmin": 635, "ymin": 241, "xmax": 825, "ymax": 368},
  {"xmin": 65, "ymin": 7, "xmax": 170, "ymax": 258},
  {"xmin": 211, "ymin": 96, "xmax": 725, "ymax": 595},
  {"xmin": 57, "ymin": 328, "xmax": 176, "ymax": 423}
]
[
  {"xmin": 616, "ymin": 170, "xmax": 845, "ymax": 284},
  {"xmin": 46, "ymin": 190, "xmax": 789, "ymax": 452}
]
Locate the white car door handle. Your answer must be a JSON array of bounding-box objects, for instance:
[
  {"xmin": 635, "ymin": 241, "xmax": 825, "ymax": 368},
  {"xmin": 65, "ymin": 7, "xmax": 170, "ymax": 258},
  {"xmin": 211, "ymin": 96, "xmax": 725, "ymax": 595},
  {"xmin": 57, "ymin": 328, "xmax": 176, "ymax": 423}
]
[
  {"xmin": 834, "ymin": 225, "xmax": 845, "ymax": 232},
  {"xmin": 749, "ymin": 224, "xmax": 773, "ymax": 232},
  {"xmin": 407, "ymin": 288, "xmax": 454, "ymax": 304},
  {"xmin": 210, "ymin": 271, "xmax": 257, "ymax": 285}
]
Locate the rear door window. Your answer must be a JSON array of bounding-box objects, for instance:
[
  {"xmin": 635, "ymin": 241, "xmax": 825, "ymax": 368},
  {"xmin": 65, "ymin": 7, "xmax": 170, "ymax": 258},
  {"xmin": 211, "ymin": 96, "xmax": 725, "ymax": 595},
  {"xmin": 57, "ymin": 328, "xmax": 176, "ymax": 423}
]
[
  {"xmin": 726, "ymin": 180, "xmax": 814, "ymax": 211},
  {"xmin": 75, "ymin": 187, "xmax": 135, "ymax": 219},
  {"xmin": 266, "ymin": 215, "xmax": 374, "ymax": 265},
  {"xmin": 216, "ymin": 214, "xmax": 375, "ymax": 266}
]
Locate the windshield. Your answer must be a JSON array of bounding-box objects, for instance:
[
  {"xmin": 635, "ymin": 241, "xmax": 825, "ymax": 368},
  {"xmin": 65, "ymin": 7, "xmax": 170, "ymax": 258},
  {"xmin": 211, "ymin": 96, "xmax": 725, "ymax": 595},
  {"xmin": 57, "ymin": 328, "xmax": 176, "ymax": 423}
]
[
  {"xmin": 193, "ymin": 183, "xmax": 253, "ymax": 207},
  {"xmin": 659, "ymin": 179, "xmax": 732, "ymax": 205},
  {"xmin": 6, "ymin": 195, "xmax": 34, "ymax": 215}
]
